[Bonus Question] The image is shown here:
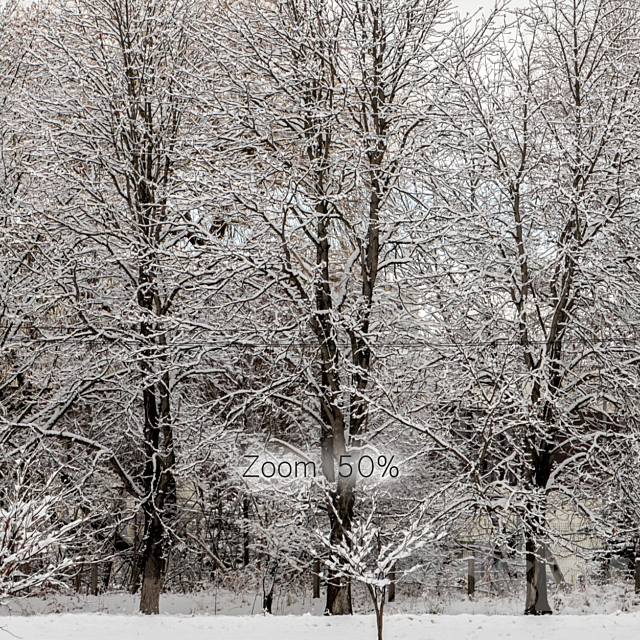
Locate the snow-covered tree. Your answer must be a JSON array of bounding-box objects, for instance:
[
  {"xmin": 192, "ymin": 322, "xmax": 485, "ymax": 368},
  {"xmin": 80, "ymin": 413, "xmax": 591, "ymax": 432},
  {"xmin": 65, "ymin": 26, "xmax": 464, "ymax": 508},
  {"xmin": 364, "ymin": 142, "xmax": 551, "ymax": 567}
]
[
  {"xmin": 414, "ymin": 0, "xmax": 640, "ymax": 613},
  {"xmin": 3, "ymin": 0, "xmax": 236, "ymax": 614},
  {"xmin": 210, "ymin": 0, "xmax": 457, "ymax": 613},
  {"xmin": 0, "ymin": 462, "xmax": 83, "ymax": 597},
  {"xmin": 315, "ymin": 495, "xmax": 433, "ymax": 639}
]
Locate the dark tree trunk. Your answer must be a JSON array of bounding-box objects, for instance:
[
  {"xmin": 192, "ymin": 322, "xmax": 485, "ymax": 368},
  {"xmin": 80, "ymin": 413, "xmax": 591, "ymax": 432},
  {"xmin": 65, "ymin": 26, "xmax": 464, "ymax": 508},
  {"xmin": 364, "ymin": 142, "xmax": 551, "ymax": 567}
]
[
  {"xmin": 102, "ymin": 560, "xmax": 113, "ymax": 592},
  {"xmin": 137, "ymin": 365, "xmax": 174, "ymax": 614},
  {"xmin": 90, "ymin": 563, "xmax": 99, "ymax": 596},
  {"xmin": 139, "ymin": 513, "xmax": 164, "ymax": 615},
  {"xmin": 522, "ymin": 415, "xmax": 555, "ymax": 615},
  {"xmin": 467, "ymin": 557, "xmax": 475, "ymax": 598},
  {"xmin": 325, "ymin": 483, "xmax": 354, "ymax": 615},
  {"xmin": 326, "ymin": 578, "xmax": 352, "ymax": 616},
  {"xmin": 318, "ymin": 356, "xmax": 355, "ymax": 615},
  {"xmin": 263, "ymin": 556, "xmax": 278, "ymax": 614},
  {"xmin": 367, "ymin": 585, "xmax": 385, "ymax": 640},
  {"xmin": 313, "ymin": 558, "xmax": 321, "ymax": 599},
  {"xmin": 525, "ymin": 537, "xmax": 552, "ymax": 615},
  {"xmin": 243, "ymin": 497, "xmax": 250, "ymax": 567}
]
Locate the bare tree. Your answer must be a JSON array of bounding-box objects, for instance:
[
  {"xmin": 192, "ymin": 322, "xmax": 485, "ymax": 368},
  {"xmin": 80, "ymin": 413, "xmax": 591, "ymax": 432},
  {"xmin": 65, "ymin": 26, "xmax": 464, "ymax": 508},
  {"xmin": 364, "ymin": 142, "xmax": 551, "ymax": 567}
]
[
  {"xmin": 421, "ymin": 0, "xmax": 640, "ymax": 613},
  {"xmin": 4, "ymin": 0, "xmax": 232, "ymax": 614},
  {"xmin": 212, "ymin": 0, "xmax": 452, "ymax": 613}
]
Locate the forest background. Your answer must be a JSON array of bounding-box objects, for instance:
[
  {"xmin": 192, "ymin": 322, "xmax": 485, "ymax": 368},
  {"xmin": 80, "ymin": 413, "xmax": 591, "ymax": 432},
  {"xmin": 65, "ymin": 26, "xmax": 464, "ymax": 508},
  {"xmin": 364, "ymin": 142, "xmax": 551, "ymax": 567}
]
[{"xmin": 2, "ymin": 0, "xmax": 640, "ymax": 623}]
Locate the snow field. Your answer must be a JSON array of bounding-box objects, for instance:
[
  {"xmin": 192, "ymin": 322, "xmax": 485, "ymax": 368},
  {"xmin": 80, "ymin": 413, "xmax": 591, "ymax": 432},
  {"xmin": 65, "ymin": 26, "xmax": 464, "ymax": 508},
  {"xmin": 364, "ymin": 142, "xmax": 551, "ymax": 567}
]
[{"xmin": 1, "ymin": 612, "xmax": 639, "ymax": 640}]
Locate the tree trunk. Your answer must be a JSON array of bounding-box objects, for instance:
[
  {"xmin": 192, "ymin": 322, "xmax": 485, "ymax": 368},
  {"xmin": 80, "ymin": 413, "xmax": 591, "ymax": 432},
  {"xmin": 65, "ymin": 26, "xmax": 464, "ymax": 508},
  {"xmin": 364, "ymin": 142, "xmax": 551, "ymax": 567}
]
[
  {"xmin": 243, "ymin": 497, "xmax": 250, "ymax": 567},
  {"xmin": 138, "ymin": 369, "xmax": 174, "ymax": 614},
  {"xmin": 139, "ymin": 513, "xmax": 164, "ymax": 615},
  {"xmin": 90, "ymin": 563, "xmax": 99, "ymax": 596},
  {"xmin": 102, "ymin": 560, "xmax": 113, "ymax": 592},
  {"xmin": 326, "ymin": 578, "xmax": 352, "ymax": 615},
  {"xmin": 325, "ymin": 484, "xmax": 354, "ymax": 615},
  {"xmin": 525, "ymin": 538, "xmax": 552, "ymax": 615},
  {"xmin": 635, "ymin": 558, "xmax": 640, "ymax": 594},
  {"xmin": 467, "ymin": 557, "xmax": 475, "ymax": 598},
  {"xmin": 319, "ymin": 404, "xmax": 354, "ymax": 615},
  {"xmin": 523, "ymin": 429, "xmax": 554, "ymax": 615},
  {"xmin": 368, "ymin": 585, "xmax": 385, "ymax": 640},
  {"xmin": 263, "ymin": 556, "xmax": 278, "ymax": 614},
  {"xmin": 313, "ymin": 558, "xmax": 321, "ymax": 599},
  {"xmin": 376, "ymin": 602, "xmax": 384, "ymax": 640},
  {"xmin": 388, "ymin": 565, "xmax": 396, "ymax": 603}
]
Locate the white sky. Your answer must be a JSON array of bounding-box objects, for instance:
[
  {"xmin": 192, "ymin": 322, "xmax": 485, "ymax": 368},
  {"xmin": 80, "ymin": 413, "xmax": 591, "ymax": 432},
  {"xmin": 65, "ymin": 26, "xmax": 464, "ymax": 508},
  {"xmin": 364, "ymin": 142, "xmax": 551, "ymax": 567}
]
[{"xmin": 454, "ymin": 0, "xmax": 530, "ymax": 15}]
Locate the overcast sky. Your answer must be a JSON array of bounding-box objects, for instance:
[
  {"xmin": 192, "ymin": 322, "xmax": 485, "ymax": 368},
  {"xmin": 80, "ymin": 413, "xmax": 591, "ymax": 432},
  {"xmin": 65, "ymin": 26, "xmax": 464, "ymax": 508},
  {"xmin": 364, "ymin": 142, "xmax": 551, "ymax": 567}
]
[{"xmin": 453, "ymin": 0, "xmax": 529, "ymax": 15}]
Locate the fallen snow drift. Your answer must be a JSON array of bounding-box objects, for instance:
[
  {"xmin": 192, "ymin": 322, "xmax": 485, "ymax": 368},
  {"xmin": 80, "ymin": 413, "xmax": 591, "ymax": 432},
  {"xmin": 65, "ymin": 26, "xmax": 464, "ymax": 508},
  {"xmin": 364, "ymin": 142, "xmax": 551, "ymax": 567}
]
[{"xmin": 1, "ymin": 613, "xmax": 639, "ymax": 640}]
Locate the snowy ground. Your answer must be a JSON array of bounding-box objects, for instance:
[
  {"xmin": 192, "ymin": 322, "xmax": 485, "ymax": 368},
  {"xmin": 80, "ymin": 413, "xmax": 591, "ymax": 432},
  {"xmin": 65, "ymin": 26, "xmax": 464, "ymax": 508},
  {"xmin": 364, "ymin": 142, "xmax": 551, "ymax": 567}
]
[
  {"xmin": 2, "ymin": 585, "xmax": 640, "ymax": 639},
  {"xmin": 0, "ymin": 612, "xmax": 639, "ymax": 640},
  {"xmin": 2, "ymin": 581, "xmax": 640, "ymax": 616}
]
